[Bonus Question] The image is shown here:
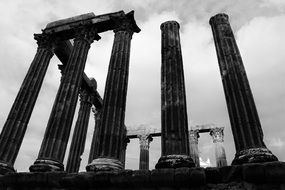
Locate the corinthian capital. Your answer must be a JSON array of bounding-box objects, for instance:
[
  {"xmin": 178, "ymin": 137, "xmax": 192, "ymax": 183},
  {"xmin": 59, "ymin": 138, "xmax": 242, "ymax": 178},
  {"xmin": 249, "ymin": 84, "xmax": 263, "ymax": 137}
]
[
  {"xmin": 210, "ymin": 127, "xmax": 224, "ymax": 143},
  {"xmin": 74, "ymin": 26, "xmax": 101, "ymax": 44},
  {"xmin": 34, "ymin": 33, "xmax": 54, "ymax": 50},
  {"xmin": 138, "ymin": 134, "xmax": 153, "ymax": 150},
  {"xmin": 189, "ymin": 129, "xmax": 199, "ymax": 144}
]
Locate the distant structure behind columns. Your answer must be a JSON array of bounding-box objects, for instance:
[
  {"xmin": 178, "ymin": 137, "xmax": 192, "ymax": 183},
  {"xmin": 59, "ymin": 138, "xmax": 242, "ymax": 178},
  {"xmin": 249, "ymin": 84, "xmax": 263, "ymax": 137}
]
[
  {"xmin": 209, "ymin": 13, "xmax": 278, "ymax": 164},
  {"xmin": 189, "ymin": 130, "xmax": 200, "ymax": 167},
  {"xmin": 138, "ymin": 134, "xmax": 153, "ymax": 170},
  {"xmin": 210, "ymin": 127, "xmax": 227, "ymax": 167},
  {"xmin": 156, "ymin": 20, "xmax": 194, "ymax": 169}
]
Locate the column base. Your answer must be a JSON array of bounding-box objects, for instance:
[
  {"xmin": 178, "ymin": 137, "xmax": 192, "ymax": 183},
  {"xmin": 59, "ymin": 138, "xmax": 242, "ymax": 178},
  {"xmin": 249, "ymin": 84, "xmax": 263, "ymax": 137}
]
[
  {"xmin": 0, "ymin": 161, "xmax": 16, "ymax": 175},
  {"xmin": 232, "ymin": 147, "xmax": 278, "ymax": 165},
  {"xmin": 29, "ymin": 159, "xmax": 64, "ymax": 172},
  {"xmin": 155, "ymin": 155, "xmax": 195, "ymax": 169},
  {"xmin": 86, "ymin": 158, "xmax": 123, "ymax": 172}
]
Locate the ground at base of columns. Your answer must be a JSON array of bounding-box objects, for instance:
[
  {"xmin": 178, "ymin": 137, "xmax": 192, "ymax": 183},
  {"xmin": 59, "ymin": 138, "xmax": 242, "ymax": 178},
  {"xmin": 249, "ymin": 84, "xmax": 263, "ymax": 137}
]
[
  {"xmin": 155, "ymin": 154, "xmax": 195, "ymax": 169},
  {"xmin": 232, "ymin": 147, "xmax": 278, "ymax": 165}
]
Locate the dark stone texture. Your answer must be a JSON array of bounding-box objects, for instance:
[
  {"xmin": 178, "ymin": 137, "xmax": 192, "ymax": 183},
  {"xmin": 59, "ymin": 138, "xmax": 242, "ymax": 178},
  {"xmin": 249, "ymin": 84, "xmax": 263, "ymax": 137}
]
[
  {"xmin": 205, "ymin": 167, "xmax": 222, "ymax": 184},
  {"xmin": 209, "ymin": 13, "xmax": 277, "ymax": 165},
  {"xmin": 0, "ymin": 34, "xmax": 53, "ymax": 174},
  {"xmin": 1, "ymin": 163, "xmax": 285, "ymax": 189},
  {"xmin": 30, "ymin": 26, "xmax": 99, "ymax": 172},
  {"xmin": 157, "ymin": 20, "xmax": 195, "ymax": 169},
  {"xmin": 87, "ymin": 14, "xmax": 140, "ymax": 171}
]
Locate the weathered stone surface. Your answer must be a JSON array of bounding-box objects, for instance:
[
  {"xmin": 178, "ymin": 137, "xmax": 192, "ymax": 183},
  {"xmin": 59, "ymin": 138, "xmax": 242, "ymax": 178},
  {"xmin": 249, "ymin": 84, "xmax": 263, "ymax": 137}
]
[
  {"xmin": 0, "ymin": 34, "xmax": 54, "ymax": 174},
  {"xmin": 209, "ymin": 13, "xmax": 278, "ymax": 165},
  {"xmin": 219, "ymin": 165, "xmax": 242, "ymax": 183},
  {"xmin": 30, "ymin": 26, "xmax": 99, "ymax": 172},
  {"xmin": 157, "ymin": 20, "xmax": 194, "ymax": 169},
  {"xmin": 87, "ymin": 11, "xmax": 140, "ymax": 172},
  {"xmin": 1, "ymin": 164, "xmax": 285, "ymax": 189}
]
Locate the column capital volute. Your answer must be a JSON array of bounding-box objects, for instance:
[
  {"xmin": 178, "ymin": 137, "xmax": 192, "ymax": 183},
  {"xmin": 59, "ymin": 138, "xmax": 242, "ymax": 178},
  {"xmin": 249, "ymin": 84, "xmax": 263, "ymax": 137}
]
[
  {"xmin": 189, "ymin": 129, "xmax": 199, "ymax": 144},
  {"xmin": 210, "ymin": 127, "xmax": 224, "ymax": 143},
  {"xmin": 34, "ymin": 33, "xmax": 54, "ymax": 51},
  {"xmin": 74, "ymin": 26, "xmax": 101, "ymax": 44},
  {"xmin": 138, "ymin": 133, "xmax": 152, "ymax": 150},
  {"xmin": 113, "ymin": 11, "xmax": 141, "ymax": 34}
]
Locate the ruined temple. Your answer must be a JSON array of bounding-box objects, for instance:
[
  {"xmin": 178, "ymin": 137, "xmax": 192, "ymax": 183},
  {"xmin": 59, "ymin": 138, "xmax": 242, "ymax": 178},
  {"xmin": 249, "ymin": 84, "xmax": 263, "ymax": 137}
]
[{"xmin": 0, "ymin": 10, "xmax": 284, "ymax": 190}]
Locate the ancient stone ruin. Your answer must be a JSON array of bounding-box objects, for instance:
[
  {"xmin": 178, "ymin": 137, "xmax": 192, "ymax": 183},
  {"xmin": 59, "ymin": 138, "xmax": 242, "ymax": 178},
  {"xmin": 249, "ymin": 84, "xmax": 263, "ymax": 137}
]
[{"xmin": 0, "ymin": 10, "xmax": 284, "ymax": 190}]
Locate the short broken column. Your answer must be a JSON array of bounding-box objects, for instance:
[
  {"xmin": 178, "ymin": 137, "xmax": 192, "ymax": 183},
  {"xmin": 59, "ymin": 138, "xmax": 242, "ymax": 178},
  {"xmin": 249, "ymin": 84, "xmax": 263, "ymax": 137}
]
[
  {"xmin": 209, "ymin": 13, "xmax": 278, "ymax": 164},
  {"xmin": 138, "ymin": 134, "xmax": 153, "ymax": 170},
  {"xmin": 30, "ymin": 26, "xmax": 100, "ymax": 172},
  {"xmin": 189, "ymin": 129, "xmax": 200, "ymax": 167},
  {"xmin": 155, "ymin": 21, "xmax": 194, "ymax": 169},
  {"xmin": 66, "ymin": 88, "xmax": 93, "ymax": 173},
  {"xmin": 0, "ymin": 34, "xmax": 54, "ymax": 175},
  {"xmin": 86, "ymin": 12, "xmax": 141, "ymax": 171},
  {"xmin": 210, "ymin": 127, "xmax": 227, "ymax": 167}
]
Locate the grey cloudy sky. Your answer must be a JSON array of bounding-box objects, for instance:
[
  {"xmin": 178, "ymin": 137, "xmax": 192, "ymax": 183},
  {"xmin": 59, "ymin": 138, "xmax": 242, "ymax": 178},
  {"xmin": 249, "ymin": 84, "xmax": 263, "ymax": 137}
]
[{"xmin": 0, "ymin": 0, "xmax": 284, "ymax": 171}]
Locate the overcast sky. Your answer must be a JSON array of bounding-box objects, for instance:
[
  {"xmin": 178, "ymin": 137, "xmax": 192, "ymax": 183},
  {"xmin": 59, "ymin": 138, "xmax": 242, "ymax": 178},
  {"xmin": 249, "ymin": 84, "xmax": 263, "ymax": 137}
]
[{"xmin": 0, "ymin": 0, "xmax": 284, "ymax": 172}]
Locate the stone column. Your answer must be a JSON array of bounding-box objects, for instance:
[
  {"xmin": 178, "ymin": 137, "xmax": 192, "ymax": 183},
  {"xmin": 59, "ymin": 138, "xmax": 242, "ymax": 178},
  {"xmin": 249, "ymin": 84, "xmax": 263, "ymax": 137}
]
[
  {"xmin": 86, "ymin": 12, "xmax": 140, "ymax": 171},
  {"xmin": 0, "ymin": 34, "xmax": 54, "ymax": 174},
  {"xmin": 209, "ymin": 13, "xmax": 277, "ymax": 164},
  {"xmin": 156, "ymin": 21, "xmax": 194, "ymax": 169},
  {"xmin": 66, "ymin": 89, "xmax": 92, "ymax": 173},
  {"xmin": 88, "ymin": 108, "xmax": 101, "ymax": 164},
  {"xmin": 119, "ymin": 127, "xmax": 130, "ymax": 169},
  {"xmin": 30, "ymin": 26, "xmax": 100, "ymax": 172},
  {"xmin": 210, "ymin": 127, "xmax": 227, "ymax": 167},
  {"xmin": 189, "ymin": 130, "xmax": 200, "ymax": 167},
  {"xmin": 138, "ymin": 134, "xmax": 153, "ymax": 170}
]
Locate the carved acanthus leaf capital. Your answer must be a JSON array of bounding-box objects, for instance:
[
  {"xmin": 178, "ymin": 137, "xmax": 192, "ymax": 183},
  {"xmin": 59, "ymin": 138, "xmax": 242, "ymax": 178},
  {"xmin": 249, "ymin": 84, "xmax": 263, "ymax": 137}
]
[
  {"xmin": 189, "ymin": 130, "xmax": 199, "ymax": 144},
  {"xmin": 210, "ymin": 127, "xmax": 224, "ymax": 143},
  {"xmin": 74, "ymin": 26, "xmax": 101, "ymax": 44},
  {"xmin": 138, "ymin": 134, "xmax": 153, "ymax": 150},
  {"xmin": 34, "ymin": 33, "xmax": 54, "ymax": 51}
]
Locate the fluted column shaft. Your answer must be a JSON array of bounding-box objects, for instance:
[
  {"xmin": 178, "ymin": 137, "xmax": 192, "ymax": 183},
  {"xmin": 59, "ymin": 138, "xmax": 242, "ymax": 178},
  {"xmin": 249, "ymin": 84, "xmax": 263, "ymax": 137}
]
[
  {"xmin": 87, "ymin": 14, "xmax": 140, "ymax": 171},
  {"xmin": 209, "ymin": 14, "xmax": 277, "ymax": 164},
  {"xmin": 156, "ymin": 21, "xmax": 194, "ymax": 169},
  {"xmin": 87, "ymin": 29, "xmax": 133, "ymax": 171},
  {"xmin": 210, "ymin": 127, "xmax": 227, "ymax": 167},
  {"xmin": 0, "ymin": 34, "xmax": 53, "ymax": 174},
  {"xmin": 138, "ymin": 134, "xmax": 153, "ymax": 170},
  {"xmin": 119, "ymin": 127, "xmax": 129, "ymax": 169},
  {"xmin": 189, "ymin": 130, "xmax": 200, "ymax": 167},
  {"xmin": 88, "ymin": 108, "xmax": 101, "ymax": 164},
  {"xmin": 30, "ymin": 27, "xmax": 100, "ymax": 172},
  {"xmin": 66, "ymin": 89, "xmax": 92, "ymax": 173}
]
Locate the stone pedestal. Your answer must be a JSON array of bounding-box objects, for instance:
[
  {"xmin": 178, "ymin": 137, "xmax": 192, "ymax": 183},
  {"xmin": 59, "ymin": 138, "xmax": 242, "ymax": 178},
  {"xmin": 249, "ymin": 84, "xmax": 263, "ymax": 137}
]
[
  {"xmin": 86, "ymin": 12, "xmax": 140, "ymax": 172},
  {"xmin": 210, "ymin": 127, "xmax": 227, "ymax": 167},
  {"xmin": 209, "ymin": 13, "xmax": 277, "ymax": 165},
  {"xmin": 66, "ymin": 89, "xmax": 92, "ymax": 173},
  {"xmin": 138, "ymin": 134, "xmax": 153, "ymax": 170},
  {"xmin": 30, "ymin": 27, "xmax": 100, "ymax": 172},
  {"xmin": 189, "ymin": 130, "xmax": 200, "ymax": 167},
  {"xmin": 0, "ymin": 34, "xmax": 54, "ymax": 174},
  {"xmin": 156, "ymin": 21, "xmax": 194, "ymax": 169}
]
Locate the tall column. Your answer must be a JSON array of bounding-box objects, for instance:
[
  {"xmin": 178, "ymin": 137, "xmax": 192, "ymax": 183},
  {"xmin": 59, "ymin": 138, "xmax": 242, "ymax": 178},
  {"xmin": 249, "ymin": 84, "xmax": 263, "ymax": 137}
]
[
  {"xmin": 189, "ymin": 130, "xmax": 200, "ymax": 167},
  {"xmin": 66, "ymin": 89, "xmax": 92, "ymax": 173},
  {"xmin": 86, "ymin": 11, "xmax": 140, "ymax": 171},
  {"xmin": 156, "ymin": 21, "xmax": 194, "ymax": 169},
  {"xmin": 209, "ymin": 14, "xmax": 277, "ymax": 164},
  {"xmin": 138, "ymin": 134, "xmax": 153, "ymax": 170},
  {"xmin": 0, "ymin": 34, "xmax": 54, "ymax": 174},
  {"xmin": 210, "ymin": 127, "xmax": 227, "ymax": 167},
  {"xmin": 30, "ymin": 26, "xmax": 100, "ymax": 172}
]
